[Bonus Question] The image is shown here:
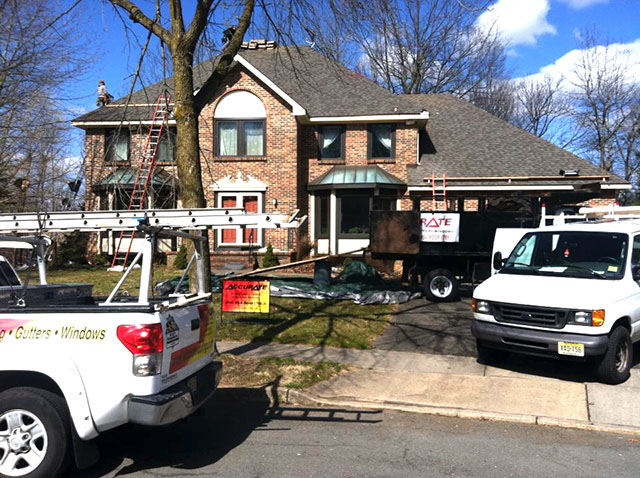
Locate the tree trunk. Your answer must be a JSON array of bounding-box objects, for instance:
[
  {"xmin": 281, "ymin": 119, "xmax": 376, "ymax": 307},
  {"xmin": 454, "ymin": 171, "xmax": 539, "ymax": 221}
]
[{"xmin": 172, "ymin": 50, "xmax": 211, "ymax": 291}]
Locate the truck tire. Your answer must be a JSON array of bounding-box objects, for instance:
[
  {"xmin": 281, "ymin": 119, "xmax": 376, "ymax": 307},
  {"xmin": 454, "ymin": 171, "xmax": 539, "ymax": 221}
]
[
  {"xmin": 594, "ymin": 327, "xmax": 633, "ymax": 385},
  {"xmin": 0, "ymin": 387, "xmax": 70, "ymax": 478},
  {"xmin": 423, "ymin": 269, "xmax": 459, "ymax": 302},
  {"xmin": 476, "ymin": 340, "xmax": 509, "ymax": 365}
]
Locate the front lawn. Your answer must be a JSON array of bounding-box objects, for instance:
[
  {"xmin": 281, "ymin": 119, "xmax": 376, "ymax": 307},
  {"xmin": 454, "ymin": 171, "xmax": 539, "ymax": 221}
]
[
  {"xmin": 214, "ymin": 295, "xmax": 394, "ymax": 349},
  {"xmin": 24, "ymin": 266, "xmax": 395, "ymax": 349}
]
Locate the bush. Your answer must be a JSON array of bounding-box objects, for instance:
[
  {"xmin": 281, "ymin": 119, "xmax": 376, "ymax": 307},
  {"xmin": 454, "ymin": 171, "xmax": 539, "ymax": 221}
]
[
  {"xmin": 262, "ymin": 243, "xmax": 279, "ymax": 268},
  {"xmin": 52, "ymin": 231, "xmax": 88, "ymax": 267},
  {"xmin": 174, "ymin": 243, "xmax": 188, "ymax": 269},
  {"xmin": 89, "ymin": 253, "xmax": 109, "ymax": 267}
]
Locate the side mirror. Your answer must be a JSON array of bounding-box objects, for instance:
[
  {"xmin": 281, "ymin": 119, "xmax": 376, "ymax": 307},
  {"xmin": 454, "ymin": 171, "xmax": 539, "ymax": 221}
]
[
  {"xmin": 493, "ymin": 251, "xmax": 503, "ymax": 271},
  {"xmin": 633, "ymin": 265, "xmax": 640, "ymax": 281}
]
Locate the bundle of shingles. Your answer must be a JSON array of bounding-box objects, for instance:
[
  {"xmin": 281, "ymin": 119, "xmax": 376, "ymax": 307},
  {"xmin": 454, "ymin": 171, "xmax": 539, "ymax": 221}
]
[{"xmin": 240, "ymin": 39, "xmax": 277, "ymax": 50}]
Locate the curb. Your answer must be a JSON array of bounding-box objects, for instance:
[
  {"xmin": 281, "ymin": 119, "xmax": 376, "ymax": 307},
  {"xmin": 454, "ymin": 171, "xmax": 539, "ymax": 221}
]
[{"xmin": 220, "ymin": 386, "xmax": 640, "ymax": 437}]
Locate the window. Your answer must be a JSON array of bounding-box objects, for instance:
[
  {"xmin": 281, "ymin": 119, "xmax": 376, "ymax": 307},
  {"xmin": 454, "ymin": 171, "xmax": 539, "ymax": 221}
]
[
  {"xmin": 372, "ymin": 196, "xmax": 397, "ymax": 211},
  {"xmin": 318, "ymin": 125, "xmax": 345, "ymax": 161},
  {"xmin": 214, "ymin": 90, "xmax": 267, "ymax": 158},
  {"xmin": 315, "ymin": 195, "xmax": 330, "ymax": 238},
  {"xmin": 218, "ymin": 193, "xmax": 263, "ymax": 246},
  {"xmin": 339, "ymin": 196, "xmax": 370, "ymax": 237},
  {"xmin": 156, "ymin": 128, "xmax": 176, "ymax": 164},
  {"xmin": 368, "ymin": 124, "xmax": 395, "ymax": 160},
  {"xmin": 216, "ymin": 120, "xmax": 265, "ymax": 156},
  {"xmin": 105, "ymin": 129, "xmax": 129, "ymax": 162}
]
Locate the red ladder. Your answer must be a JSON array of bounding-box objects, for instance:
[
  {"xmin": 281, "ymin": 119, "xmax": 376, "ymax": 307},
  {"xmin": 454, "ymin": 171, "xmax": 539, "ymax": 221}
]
[{"xmin": 110, "ymin": 93, "xmax": 171, "ymax": 270}]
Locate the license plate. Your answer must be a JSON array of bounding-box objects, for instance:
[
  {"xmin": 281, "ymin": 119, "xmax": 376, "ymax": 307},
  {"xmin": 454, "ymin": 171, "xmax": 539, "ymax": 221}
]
[{"xmin": 558, "ymin": 342, "xmax": 584, "ymax": 357}]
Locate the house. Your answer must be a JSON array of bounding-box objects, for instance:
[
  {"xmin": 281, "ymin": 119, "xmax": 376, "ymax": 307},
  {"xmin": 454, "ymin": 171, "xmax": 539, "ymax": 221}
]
[{"xmin": 72, "ymin": 40, "xmax": 629, "ymax": 265}]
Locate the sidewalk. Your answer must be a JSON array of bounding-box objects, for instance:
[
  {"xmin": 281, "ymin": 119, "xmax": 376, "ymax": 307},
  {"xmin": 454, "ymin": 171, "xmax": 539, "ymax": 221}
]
[{"xmin": 219, "ymin": 340, "xmax": 640, "ymax": 435}]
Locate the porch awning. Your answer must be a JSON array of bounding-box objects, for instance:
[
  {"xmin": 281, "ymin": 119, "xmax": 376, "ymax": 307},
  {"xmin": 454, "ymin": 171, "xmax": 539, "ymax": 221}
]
[
  {"xmin": 308, "ymin": 165, "xmax": 406, "ymax": 191},
  {"xmin": 94, "ymin": 167, "xmax": 175, "ymax": 190}
]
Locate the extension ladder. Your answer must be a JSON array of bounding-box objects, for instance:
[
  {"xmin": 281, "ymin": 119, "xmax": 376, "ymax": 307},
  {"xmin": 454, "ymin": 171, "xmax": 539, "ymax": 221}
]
[{"xmin": 111, "ymin": 93, "xmax": 171, "ymax": 270}]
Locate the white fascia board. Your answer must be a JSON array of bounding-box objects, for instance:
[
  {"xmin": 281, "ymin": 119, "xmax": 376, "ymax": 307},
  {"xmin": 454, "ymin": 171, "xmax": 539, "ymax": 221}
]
[
  {"xmin": 71, "ymin": 120, "xmax": 177, "ymax": 127},
  {"xmin": 408, "ymin": 185, "xmax": 575, "ymax": 192},
  {"xmin": 308, "ymin": 111, "xmax": 429, "ymax": 123},
  {"xmin": 601, "ymin": 184, "xmax": 632, "ymax": 190},
  {"xmin": 234, "ymin": 54, "xmax": 307, "ymax": 116}
]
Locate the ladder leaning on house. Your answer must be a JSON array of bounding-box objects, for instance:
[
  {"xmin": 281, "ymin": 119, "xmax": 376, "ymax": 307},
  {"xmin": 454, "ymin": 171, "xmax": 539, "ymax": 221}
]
[
  {"xmin": 110, "ymin": 93, "xmax": 172, "ymax": 271},
  {"xmin": 430, "ymin": 173, "xmax": 447, "ymax": 211}
]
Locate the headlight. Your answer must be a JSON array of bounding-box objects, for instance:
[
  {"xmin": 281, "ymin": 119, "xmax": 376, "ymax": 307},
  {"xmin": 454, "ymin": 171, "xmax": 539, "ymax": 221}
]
[
  {"xmin": 569, "ymin": 309, "xmax": 605, "ymax": 327},
  {"xmin": 472, "ymin": 299, "xmax": 492, "ymax": 315}
]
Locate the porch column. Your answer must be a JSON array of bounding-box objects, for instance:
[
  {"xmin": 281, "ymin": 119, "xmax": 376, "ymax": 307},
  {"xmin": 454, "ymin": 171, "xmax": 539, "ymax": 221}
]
[
  {"xmin": 329, "ymin": 189, "xmax": 337, "ymax": 255},
  {"xmin": 309, "ymin": 193, "xmax": 315, "ymax": 244}
]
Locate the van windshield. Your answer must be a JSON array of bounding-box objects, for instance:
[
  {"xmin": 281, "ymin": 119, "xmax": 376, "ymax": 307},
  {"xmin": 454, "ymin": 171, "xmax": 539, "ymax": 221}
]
[{"xmin": 501, "ymin": 231, "xmax": 628, "ymax": 280}]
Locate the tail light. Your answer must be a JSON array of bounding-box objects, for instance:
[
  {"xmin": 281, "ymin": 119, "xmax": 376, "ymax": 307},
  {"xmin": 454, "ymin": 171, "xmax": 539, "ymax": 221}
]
[{"xmin": 117, "ymin": 324, "xmax": 163, "ymax": 376}]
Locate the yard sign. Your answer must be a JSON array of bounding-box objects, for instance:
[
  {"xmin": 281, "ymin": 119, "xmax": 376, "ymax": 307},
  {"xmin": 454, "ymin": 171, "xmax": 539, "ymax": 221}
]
[
  {"xmin": 420, "ymin": 213, "xmax": 460, "ymax": 242},
  {"xmin": 222, "ymin": 279, "xmax": 270, "ymax": 313}
]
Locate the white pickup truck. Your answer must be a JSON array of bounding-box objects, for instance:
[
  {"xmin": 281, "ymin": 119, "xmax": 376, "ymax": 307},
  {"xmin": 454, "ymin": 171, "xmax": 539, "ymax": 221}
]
[
  {"xmin": 0, "ymin": 208, "xmax": 303, "ymax": 478},
  {"xmin": 472, "ymin": 210, "xmax": 640, "ymax": 385}
]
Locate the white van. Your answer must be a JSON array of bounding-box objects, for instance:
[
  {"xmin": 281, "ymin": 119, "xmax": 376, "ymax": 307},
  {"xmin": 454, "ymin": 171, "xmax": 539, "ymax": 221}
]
[{"xmin": 472, "ymin": 218, "xmax": 640, "ymax": 384}]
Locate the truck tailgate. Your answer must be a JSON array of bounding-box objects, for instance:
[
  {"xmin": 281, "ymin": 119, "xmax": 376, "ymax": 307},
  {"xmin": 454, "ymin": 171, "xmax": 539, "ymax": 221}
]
[{"xmin": 160, "ymin": 302, "xmax": 215, "ymax": 389}]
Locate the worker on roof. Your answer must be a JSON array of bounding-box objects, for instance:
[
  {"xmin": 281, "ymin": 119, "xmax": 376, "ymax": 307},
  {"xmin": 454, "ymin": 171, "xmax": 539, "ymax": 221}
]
[{"xmin": 96, "ymin": 80, "xmax": 112, "ymax": 107}]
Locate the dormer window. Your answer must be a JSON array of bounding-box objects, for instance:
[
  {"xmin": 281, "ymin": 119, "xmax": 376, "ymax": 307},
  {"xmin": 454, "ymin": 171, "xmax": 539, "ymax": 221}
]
[
  {"xmin": 318, "ymin": 125, "xmax": 345, "ymax": 161},
  {"xmin": 214, "ymin": 90, "xmax": 266, "ymax": 157}
]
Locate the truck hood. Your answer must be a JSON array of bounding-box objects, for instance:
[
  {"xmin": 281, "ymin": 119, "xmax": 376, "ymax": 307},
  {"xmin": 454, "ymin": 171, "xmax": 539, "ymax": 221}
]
[{"xmin": 474, "ymin": 273, "xmax": 637, "ymax": 310}]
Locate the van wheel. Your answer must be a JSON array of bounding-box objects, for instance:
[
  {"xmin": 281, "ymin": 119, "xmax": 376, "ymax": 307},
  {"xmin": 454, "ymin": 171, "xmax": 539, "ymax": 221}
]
[
  {"xmin": 476, "ymin": 340, "xmax": 509, "ymax": 365},
  {"xmin": 0, "ymin": 388, "xmax": 69, "ymax": 478},
  {"xmin": 594, "ymin": 327, "xmax": 633, "ymax": 385},
  {"xmin": 423, "ymin": 269, "xmax": 459, "ymax": 302}
]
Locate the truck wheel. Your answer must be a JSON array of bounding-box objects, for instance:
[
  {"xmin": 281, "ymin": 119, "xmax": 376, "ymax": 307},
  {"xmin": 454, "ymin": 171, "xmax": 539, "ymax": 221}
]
[
  {"xmin": 476, "ymin": 340, "xmax": 509, "ymax": 365},
  {"xmin": 0, "ymin": 388, "xmax": 69, "ymax": 478},
  {"xmin": 594, "ymin": 327, "xmax": 633, "ymax": 385},
  {"xmin": 423, "ymin": 269, "xmax": 459, "ymax": 302}
]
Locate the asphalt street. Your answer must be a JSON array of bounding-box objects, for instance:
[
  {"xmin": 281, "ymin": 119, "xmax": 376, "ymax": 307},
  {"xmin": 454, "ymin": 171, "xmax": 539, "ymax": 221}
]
[{"xmin": 66, "ymin": 389, "xmax": 640, "ymax": 478}]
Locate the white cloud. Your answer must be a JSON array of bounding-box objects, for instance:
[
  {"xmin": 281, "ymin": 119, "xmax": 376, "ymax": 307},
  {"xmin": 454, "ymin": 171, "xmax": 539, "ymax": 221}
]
[
  {"xmin": 556, "ymin": 0, "xmax": 609, "ymax": 9},
  {"xmin": 516, "ymin": 38, "xmax": 640, "ymax": 87},
  {"xmin": 476, "ymin": 0, "xmax": 556, "ymax": 46}
]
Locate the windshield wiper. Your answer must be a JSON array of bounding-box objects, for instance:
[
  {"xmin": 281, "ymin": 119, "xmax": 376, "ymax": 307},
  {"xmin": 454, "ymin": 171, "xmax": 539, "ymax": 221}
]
[
  {"xmin": 562, "ymin": 264, "xmax": 607, "ymax": 280},
  {"xmin": 502, "ymin": 262, "xmax": 540, "ymax": 274}
]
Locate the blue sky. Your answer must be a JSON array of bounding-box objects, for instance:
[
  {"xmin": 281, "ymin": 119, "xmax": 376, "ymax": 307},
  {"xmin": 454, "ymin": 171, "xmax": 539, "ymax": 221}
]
[{"xmin": 68, "ymin": 0, "xmax": 639, "ymax": 135}]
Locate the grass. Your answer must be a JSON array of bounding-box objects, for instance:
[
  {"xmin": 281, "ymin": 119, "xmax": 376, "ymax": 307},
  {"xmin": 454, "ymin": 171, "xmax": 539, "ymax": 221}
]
[
  {"xmin": 23, "ymin": 264, "xmax": 183, "ymax": 296},
  {"xmin": 219, "ymin": 354, "xmax": 345, "ymax": 389},
  {"xmin": 214, "ymin": 295, "xmax": 395, "ymax": 349},
  {"xmin": 22, "ymin": 265, "xmax": 396, "ymax": 349}
]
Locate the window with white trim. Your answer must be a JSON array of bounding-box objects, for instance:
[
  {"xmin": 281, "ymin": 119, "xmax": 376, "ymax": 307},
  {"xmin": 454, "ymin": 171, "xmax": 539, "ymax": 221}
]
[
  {"xmin": 217, "ymin": 192, "xmax": 263, "ymax": 246},
  {"xmin": 214, "ymin": 90, "xmax": 267, "ymax": 157}
]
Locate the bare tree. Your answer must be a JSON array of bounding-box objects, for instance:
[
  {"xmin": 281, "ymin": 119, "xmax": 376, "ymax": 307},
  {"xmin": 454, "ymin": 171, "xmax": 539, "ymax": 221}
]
[
  {"xmin": 0, "ymin": 0, "xmax": 86, "ymax": 212},
  {"xmin": 571, "ymin": 31, "xmax": 640, "ymax": 174},
  {"xmin": 510, "ymin": 76, "xmax": 581, "ymax": 148},
  {"xmin": 311, "ymin": 0, "xmax": 505, "ymax": 97}
]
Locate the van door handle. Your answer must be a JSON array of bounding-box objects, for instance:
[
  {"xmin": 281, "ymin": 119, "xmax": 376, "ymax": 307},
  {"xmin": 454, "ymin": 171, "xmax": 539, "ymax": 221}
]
[{"xmin": 191, "ymin": 318, "xmax": 200, "ymax": 331}]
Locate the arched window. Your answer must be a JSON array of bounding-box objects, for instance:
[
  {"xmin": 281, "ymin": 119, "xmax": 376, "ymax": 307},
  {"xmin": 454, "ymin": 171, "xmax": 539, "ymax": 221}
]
[{"xmin": 214, "ymin": 90, "xmax": 266, "ymax": 157}]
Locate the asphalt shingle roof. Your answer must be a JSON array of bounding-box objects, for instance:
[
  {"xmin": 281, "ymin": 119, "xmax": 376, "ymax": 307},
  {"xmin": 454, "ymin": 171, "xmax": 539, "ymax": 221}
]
[
  {"xmin": 72, "ymin": 46, "xmax": 421, "ymax": 124},
  {"xmin": 404, "ymin": 93, "xmax": 627, "ymax": 187}
]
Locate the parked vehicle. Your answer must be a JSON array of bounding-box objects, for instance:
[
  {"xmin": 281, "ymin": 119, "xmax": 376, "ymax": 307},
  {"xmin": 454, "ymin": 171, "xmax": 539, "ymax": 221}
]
[
  {"xmin": 0, "ymin": 208, "xmax": 303, "ymax": 478},
  {"xmin": 472, "ymin": 207, "xmax": 640, "ymax": 384},
  {"xmin": 369, "ymin": 209, "xmax": 536, "ymax": 301}
]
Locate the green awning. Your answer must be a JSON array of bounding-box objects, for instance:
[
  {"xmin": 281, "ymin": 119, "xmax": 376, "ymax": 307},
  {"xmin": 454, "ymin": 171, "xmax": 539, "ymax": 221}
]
[
  {"xmin": 308, "ymin": 165, "xmax": 406, "ymax": 191},
  {"xmin": 94, "ymin": 167, "xmax": 175, "ymax": 189}
]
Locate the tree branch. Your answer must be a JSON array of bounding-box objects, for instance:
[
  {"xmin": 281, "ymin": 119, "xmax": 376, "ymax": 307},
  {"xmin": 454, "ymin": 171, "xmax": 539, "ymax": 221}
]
[
  {"xmin": 193, "ymin": 0, "xmax": 255, "ymax": 113},
  {"xmin": 108, "ymin": 0, "xmax": 171, "ymax": 45},
  {"xmin": 184, "ymin": 0, "xmax": 216, "ymax": 52}
]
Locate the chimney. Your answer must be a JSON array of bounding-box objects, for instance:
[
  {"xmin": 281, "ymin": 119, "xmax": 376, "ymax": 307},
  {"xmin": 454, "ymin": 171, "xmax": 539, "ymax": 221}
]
[{"xmin": 240, "ymin": 39, "xmax": 277, "ymax": 50}]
